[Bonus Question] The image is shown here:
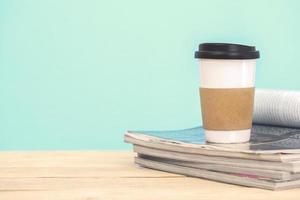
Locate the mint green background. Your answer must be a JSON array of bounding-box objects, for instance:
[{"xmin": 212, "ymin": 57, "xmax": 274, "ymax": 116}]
[{"xmin": 1, "ymin": 0, "xmax": 299, "ymax": 150}]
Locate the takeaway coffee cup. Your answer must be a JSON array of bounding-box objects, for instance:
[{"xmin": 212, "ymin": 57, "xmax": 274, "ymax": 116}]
[{"xmin": 194, "ymin": 43, "xmax": 260, "ymax": 143}]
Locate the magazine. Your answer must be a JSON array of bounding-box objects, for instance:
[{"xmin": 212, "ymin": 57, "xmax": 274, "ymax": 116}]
[{"xmin": 125, "ymin": 124, "xmax": 300, "ymax": 162}]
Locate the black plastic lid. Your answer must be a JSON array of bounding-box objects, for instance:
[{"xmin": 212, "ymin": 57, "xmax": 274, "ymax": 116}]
[{"xmin": 194, "ymin": 43, "xmax": 260, "ymax": 59}]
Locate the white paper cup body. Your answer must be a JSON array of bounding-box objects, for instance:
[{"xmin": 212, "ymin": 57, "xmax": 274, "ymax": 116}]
[{"xmin": 199, "ymin": 59, "xmax": 256, "ymax": 143}]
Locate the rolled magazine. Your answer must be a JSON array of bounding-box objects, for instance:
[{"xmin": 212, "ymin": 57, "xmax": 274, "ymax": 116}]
[{"xmin": 254, "ymin": 89, "xmax": 300, "ymax": 128}]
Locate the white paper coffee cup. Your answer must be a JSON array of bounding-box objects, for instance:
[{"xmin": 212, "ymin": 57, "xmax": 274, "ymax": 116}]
[{"xmin": 195, "ymin": 43, "xmax": 260, "ymax": 143}]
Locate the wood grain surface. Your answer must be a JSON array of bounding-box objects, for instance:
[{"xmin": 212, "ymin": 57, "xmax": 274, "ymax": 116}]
[{"xmin": 0, "ymin": 151, "xmax": 300, "ymax": 200}]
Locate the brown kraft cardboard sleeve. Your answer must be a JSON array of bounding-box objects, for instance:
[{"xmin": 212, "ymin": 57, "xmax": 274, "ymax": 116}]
[{"xmin": 200, "ymin": 87, "xmax": 255, "ymax": 131}]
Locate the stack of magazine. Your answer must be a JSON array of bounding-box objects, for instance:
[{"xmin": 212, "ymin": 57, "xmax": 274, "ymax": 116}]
[{"xmin": 124, "ymin": 125, "xmax": 300, "ymax": 190}]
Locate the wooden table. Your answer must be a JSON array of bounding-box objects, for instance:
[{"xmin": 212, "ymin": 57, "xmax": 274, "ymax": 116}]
[{"xmin": 0, "ymin": 151, "xmax": 300, "ymax": 200}]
